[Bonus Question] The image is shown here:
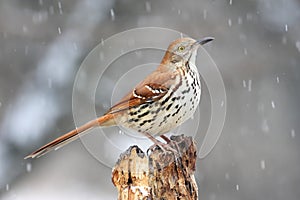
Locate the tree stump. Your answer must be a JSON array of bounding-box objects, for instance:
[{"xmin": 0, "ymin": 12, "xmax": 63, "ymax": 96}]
[{"xmin": 112, "ymin": 135, "xmax": 198, "ymax": 200}]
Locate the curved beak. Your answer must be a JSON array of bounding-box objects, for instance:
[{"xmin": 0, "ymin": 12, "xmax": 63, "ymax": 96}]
[{"xmin": 196, "ymin": 37, "xmax": 214, "ymax": 46}]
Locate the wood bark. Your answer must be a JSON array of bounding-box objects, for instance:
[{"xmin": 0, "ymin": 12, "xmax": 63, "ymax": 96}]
[{"xmin": 112, "ymin": 135, "xmax": 198, "ymax": 200}]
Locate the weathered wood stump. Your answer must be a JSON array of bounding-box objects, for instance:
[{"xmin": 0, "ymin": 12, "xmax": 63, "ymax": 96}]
[{"xmin": 112, "ymin": 135, "xmax": 198, "ymax": 200}]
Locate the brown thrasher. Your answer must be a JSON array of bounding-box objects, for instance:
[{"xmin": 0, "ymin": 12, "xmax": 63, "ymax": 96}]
[{"xmin": 25, "ymin": 37, "xmax": 213, "ymax": 159}]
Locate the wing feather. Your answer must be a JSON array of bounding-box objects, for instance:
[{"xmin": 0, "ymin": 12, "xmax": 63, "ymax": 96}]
[{"xmin": 106, "ymin": 69, "xmax": 178, "ymax": 115}]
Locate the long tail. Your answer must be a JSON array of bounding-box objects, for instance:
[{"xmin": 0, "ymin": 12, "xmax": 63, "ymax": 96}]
[{"xmin": 24, "ymin": 114, "xmax": 115, "ymax": 159}]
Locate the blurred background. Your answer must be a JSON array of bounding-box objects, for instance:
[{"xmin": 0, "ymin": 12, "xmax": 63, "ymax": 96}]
[{"xmin": 1, "ymin": 0, "xmax": 300, "ymax": 199}]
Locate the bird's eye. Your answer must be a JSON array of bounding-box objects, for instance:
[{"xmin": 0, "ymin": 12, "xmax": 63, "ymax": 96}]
[{"xmin": 178, "ymin": 46, "xmax": 185, "ymax": 51}]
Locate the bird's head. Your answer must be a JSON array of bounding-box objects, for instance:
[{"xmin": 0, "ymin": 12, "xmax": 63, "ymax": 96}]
[{"xmin": 162, "ymin": 37, "xmax": 214, "ymax": 67}]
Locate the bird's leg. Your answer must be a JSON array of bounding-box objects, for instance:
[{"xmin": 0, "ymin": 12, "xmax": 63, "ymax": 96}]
[
  {"xmin": 141, "ymin": 132, "xmax": 179, "ymax": 156},
  {"xmin": 141, "ymin": 132, "xmax": 166, "ymax": 152},
  {"xmin": 160, "ymin": 134, "xmax": 171, "ymax": 143},
  {"xmin": 161, "ymin": 134, "xmax": 182, "ymax": 158}
]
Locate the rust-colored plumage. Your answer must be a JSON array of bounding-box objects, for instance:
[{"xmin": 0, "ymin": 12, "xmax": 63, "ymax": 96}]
[{"xmin": 25, "ymin": 37, "xmax": 213, "ymax": 159}]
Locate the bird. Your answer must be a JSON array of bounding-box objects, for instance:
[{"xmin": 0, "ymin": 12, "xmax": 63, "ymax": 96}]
[{"xmin": 25, "ymin": 36, "xmax": 214, "ymax": 159}]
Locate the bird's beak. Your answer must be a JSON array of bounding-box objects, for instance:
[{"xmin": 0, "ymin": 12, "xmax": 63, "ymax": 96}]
[{"xmin": 196, "ymin": 37, "xmax": 214, "ymax": 46}]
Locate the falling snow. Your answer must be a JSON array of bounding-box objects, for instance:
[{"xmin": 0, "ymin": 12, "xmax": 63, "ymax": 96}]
[
  {"xmin": 243, "ymin": 48, "xmax": 248, "ymax": 55},
  {"xmin": 145, "ymin": 1, "xmax": 151, "ymax": 12},
  {"xmin": 229, "ymin": 0, "xmax": 233, "ymax": 5},
  {"xmin": 271, "ymin": 101, "xmax": 275, "ymax": 109},
  {"xmin": 291, "ymin": 129, "xmax": 295, "ymax": 138},
  {"xmin": 58, "ymin": 1, "xmax": 63, "ymax": 15},
  {"xmin": 0, "ymin": 101, "xmax": 2, "ymax": 108},
  {"xmin": 119, "ymin": 130, "xmax": 124, "ymax": 135},
  {"xmin": 6, "ymin": 184, "xmax": 9, "ymax": 191},
  {"xmin": 243, "ymin": 80, "xmax": 246, "ymax": 88},
  {"xmin": 228, "ymin": 18, "xmax": 232, "ymax": 27},
  {"xmin": 26, "ymin": 163, "xmax": 32, "ymax": 172},
  {"xmin": 276, "ymin": 76, "xmax": 280, "ymax": 83},
  {"xmin": 260, "ymin": 160, "xmax": 266, "ymax": 170},
  {"xmin": 32, "ymin": 11, "xmax": 48, "ymax": 24},
  {"xmin": 285, "ymin": 24, "xmax": 288, "ymax": 32},
  {"xmin": 58, "ymin": 27, "xmax": 62, "ymax": 34},
  {"xmin": 110, "ymin": 9, "xmax": 115, "ymax": 21},
  {"xmin": 248, "ymin": 79, "xmax": 252, "ymax": 92},
  {"xmin": 236, "ymin": 184, "xmax": 239, "ymax": 191}
]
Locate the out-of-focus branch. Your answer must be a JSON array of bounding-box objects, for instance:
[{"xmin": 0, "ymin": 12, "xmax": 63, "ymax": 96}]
[{"xmin": 112, "ymin": 135, "xmax": 198, "ymax": 200}]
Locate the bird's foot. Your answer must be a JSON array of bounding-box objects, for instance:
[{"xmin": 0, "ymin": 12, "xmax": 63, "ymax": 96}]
[
  {"xmin": 141, "ymin": 132, "xmax": 181, "ymax": 156},
  {"xmin": 147, "ymin": 141, "xmax": 175, "ymax": 154}
]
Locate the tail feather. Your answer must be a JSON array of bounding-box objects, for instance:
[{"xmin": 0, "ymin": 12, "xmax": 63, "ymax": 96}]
[{"xmin": 24, "ymin": 114, "xmax": 115, "ymax": 159}]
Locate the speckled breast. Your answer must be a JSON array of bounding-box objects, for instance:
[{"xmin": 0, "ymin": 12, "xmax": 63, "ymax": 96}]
[{"xmin": 122, "ymin": 63, "xmax": 201, "ymax": 136}]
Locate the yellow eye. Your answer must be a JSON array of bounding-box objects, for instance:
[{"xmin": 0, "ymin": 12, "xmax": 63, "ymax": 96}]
[{"xmin": 178, "ymin": 46, "xmax": 185, "ymax": 51}]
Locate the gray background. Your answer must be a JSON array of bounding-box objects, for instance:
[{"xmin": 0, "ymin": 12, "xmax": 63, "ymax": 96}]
[{"xmin": 0, "ymin": 0, "xmax": 300, "ymax": 199}]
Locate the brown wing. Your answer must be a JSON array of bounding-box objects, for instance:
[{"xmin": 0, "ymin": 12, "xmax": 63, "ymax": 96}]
[{"xmin": 106, "ymin": 69, "xmax": 178, "ymax": 115}]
